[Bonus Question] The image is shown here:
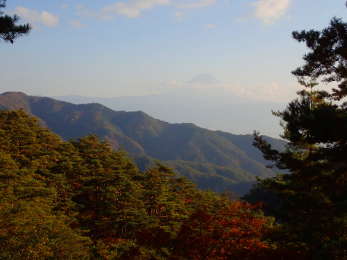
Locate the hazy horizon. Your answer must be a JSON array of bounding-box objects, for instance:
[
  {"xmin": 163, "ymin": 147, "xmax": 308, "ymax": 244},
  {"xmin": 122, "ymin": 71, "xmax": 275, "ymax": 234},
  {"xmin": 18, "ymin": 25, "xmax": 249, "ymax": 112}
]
[{"xmin": 1, "ymin": 0, "xmax": 345, "ymax": 136}]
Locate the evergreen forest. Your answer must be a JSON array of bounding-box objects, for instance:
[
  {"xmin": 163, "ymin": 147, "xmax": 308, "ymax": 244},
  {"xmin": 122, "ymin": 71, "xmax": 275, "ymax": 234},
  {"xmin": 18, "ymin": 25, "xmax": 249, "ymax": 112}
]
[{"xmin": 0, "ymin": 0, "xmax": 347, "ymax": 259}]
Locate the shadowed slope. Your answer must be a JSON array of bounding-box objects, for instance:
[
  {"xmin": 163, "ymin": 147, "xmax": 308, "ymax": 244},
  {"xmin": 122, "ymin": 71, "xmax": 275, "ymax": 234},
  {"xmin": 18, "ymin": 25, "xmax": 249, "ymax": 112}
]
[{"xmin": 0, "ymin": 92, "xmax": 284, "ymax": 194}]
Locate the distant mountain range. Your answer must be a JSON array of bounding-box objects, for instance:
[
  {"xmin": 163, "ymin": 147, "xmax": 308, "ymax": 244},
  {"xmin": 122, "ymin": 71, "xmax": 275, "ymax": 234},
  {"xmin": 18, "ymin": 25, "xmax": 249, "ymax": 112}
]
[
  {"xmin": 55, "ymin": 86, "xmax": 286, "ymax": 138},
  {"xmin": 0, "ymin": 92, "xmax": 285, "ymax": 195}
]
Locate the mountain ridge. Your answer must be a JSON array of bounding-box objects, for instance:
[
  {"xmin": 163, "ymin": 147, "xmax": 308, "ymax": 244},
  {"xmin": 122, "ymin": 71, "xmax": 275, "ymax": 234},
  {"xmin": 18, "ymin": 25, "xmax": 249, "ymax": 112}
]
[
  {"xmin": 0, "ymin": 91, "xmax": 284, "ymax": 194},
  {"xmin": 55, "ymin": 88, "xmax": 285, "ymax": 138}
]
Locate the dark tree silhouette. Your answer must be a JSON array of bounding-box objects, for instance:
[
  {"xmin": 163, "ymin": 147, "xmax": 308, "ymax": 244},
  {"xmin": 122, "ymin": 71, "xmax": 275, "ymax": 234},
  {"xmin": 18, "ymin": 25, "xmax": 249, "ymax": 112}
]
[
  {"xmin": 0, "ymin": 0, "xmax": 30, "ymax": 43},
  {"xmin": 251, "ymin": 10, "xmax": 347, "ymax": 260}
]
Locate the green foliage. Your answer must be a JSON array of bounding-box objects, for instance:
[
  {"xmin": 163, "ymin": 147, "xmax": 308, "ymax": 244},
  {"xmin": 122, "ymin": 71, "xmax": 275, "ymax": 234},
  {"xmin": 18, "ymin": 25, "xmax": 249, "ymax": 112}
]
[
  {"xmin": 0, "ymin": 120, "xmax": 91, "ymax": 259},
  {"xmin": 0, "ymin": 0, "xmax": 30, "ymax": 43},
  {"xmin": 0, "ymin": 110, "xmax": 275, "ymax": 259},
  {"xmin": 0, "ymin": 92, "xmax": 285, "ymax": 195},
  {"xmin": 251, "ymin": 15, "xmax": 347, "ymax": 260},
  {"xmin": 70, "ymin": 136, "xmax": 147, "ymax": 241}
]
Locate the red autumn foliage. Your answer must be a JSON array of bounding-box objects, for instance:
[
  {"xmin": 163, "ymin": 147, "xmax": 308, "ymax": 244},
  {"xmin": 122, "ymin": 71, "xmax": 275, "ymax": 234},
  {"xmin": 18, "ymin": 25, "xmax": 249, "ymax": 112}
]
[{"xmin": 172, "ymin": 201, "xmax": 272, "ymax": 260}]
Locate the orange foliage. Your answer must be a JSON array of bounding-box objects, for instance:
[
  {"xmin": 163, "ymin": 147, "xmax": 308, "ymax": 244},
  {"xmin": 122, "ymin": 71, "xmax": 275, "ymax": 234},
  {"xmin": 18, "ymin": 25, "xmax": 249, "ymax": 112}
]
[{"xmin": 172, "ymin": 201, "xmax": 272, "ymax": 260}]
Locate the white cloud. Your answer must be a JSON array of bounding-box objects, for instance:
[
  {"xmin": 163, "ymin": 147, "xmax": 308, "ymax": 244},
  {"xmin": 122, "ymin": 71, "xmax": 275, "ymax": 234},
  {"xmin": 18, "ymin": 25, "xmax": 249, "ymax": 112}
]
[
  {"xmin": 15, "ymin": 7, "xmax": 59, "ymax": 27},
  {"xmin": 173, "ymin": 0, "xmax": 217, "ymax": 22},
  {"xmin": 77, "ymin": 0, "xmax": 217, "ymax": 20},
  {"xmin": 165, "ymin": 75, "xmax": 296, "ymax": 102},
  {"xmin": 70, "ymin": 20, "xmax": 84, "ymax": 28},
  {"xmin": 228, "ymin": 81, "xmax": 297, "ymax": 102},
  {"xmin": 99, "ymin": 0, "xmax": 170, "ymax": 19},
  {"xmin": 253, "ymin": 0, "xmax": 290, "ymax": 24},
  {"xmin": 176, "ymin": 0, "xmax": 217, "ymax": 9}
]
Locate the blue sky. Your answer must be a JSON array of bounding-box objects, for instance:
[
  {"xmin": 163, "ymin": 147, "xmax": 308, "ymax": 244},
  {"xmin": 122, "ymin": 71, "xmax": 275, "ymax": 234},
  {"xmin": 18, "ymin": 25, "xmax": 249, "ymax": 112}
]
[{"xmin": 1, "ymin": 0, "xmax": 346, "ymax": 100}]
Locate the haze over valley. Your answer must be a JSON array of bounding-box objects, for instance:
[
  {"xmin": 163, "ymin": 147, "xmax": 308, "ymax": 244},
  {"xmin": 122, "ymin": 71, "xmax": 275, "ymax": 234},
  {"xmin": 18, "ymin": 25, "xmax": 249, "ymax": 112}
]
[
  {"xmin": 55, "ymin": 74, "xmax": 287, "ymax": 138},
  {"xmin": 1, "ymin": 0, "xmax": 346, "ymax": 258},
  {"xmin": 0, "ymin": 91, "xmax": 285, "ymax": 195}
]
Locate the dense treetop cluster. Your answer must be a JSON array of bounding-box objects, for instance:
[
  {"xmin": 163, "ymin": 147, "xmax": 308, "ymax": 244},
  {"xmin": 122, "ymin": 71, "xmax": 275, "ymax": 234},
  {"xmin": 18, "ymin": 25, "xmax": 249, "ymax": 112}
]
[
  {"xmin": 1, "ymin": 1, "xmax": 346, "ymax": 258},
  {"xmin": 0, "ymin": 110, "xmax": 276, "ymax": 259}
]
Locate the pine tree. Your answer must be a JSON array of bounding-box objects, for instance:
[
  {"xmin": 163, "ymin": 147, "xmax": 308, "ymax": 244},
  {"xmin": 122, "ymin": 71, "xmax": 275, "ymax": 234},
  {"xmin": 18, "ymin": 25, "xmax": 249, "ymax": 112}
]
[
  {"xmin": 0, "ymin": 0, "xmax": 30, "ymax": 43},
  {"xmin": 0, "ymin": 111, "xmax": 91, "ymax": 259},
  {"xmin": 69, "ymin": 136, "xmax": 147, "ymax": 244},
  {"xmin": 252, "ymin": 14, "xmax": 347, "ymax": 259},
  {"xmin": 0, "ymin": 110, "xmax": 278, "ymax": 259}
]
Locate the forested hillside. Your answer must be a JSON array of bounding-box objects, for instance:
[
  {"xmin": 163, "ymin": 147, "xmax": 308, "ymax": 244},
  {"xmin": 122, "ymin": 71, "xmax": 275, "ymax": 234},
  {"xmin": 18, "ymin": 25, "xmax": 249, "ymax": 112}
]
[
  {"xmin": 0, "ymin": 91, "xmax": 284, "ymax": 194},
  {"xmin": 1, "ymin": 0, "xmax": 346, "ymax": 259},
  {"xmin": 0, "ymin": 110, "xmax": 277, "ymax": 259}
]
